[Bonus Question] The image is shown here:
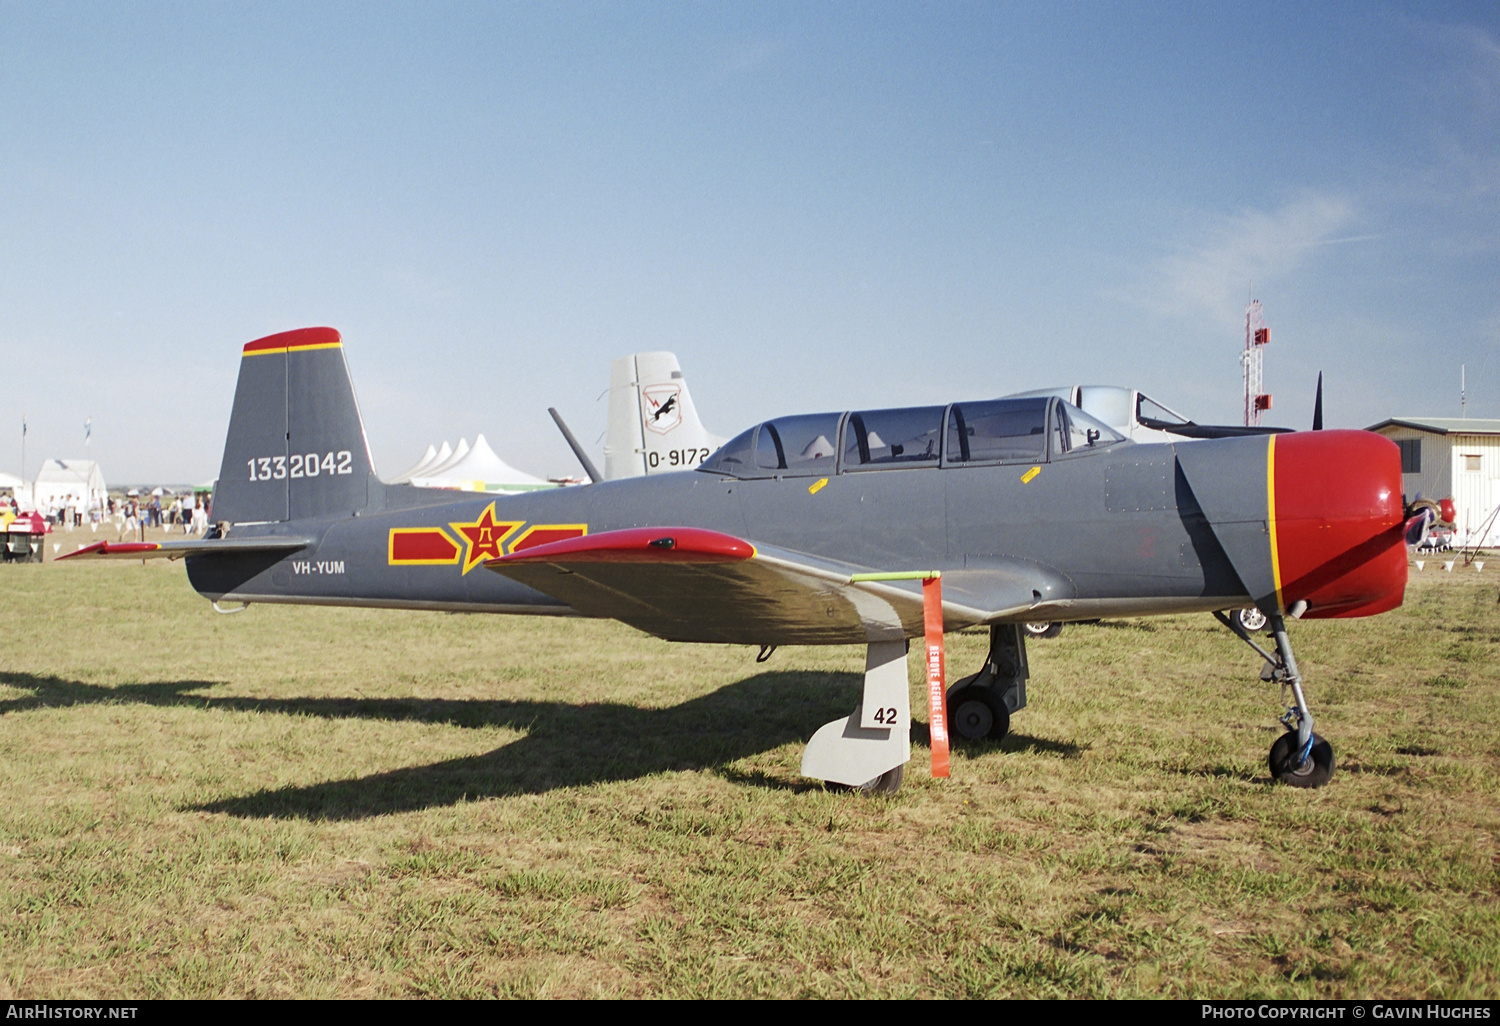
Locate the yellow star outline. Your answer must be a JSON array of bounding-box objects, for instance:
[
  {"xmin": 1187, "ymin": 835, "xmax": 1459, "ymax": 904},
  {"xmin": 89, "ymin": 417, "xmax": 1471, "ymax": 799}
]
[{"xmin": 449, "ymin": 502, "xmax": 523, "ymax": 575}]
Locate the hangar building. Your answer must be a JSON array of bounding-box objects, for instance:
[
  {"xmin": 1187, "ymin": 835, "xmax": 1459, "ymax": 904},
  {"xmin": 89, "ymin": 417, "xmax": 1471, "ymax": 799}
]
[{"xmin": 1367, "ymin": 417, "xmax": 1500, "ymax": 545}]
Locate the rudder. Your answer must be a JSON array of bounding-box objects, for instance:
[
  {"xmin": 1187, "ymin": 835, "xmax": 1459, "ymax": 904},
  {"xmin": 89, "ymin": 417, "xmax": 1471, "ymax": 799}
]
[{"xmin": 213, "ymin": 327, "xmax": 377, "ymax": 524}]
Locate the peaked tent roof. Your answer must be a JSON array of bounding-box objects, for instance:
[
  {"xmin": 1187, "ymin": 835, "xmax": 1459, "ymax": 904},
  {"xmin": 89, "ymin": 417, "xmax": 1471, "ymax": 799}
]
[
  {"xmin": 33, "ymin": 459, "xmax": 107, "ymax": 508},
  {"xmin": 390, "ymin": 444, "xmax": 438, "ymax": 484},
  {"xmin": 418, "ymin": 437, "xmax": 470, "ymax": 479},
  {"xmin": 35, "ymin": 458, "xmax": 106, "ymax": 488},
  {"xmin": 412, "ymin": 434, "xmax": 547, "ymax": 488},
  {"xmin": 397, "ymin": 440, "xmax": 453, "ymax": 483}
]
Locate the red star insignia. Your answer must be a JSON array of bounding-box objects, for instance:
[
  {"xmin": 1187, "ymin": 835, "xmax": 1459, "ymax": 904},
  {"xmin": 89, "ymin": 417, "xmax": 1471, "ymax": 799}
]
[{"xmin": 449, "ymin": 502, "xmax": 522, "ymax": 574}]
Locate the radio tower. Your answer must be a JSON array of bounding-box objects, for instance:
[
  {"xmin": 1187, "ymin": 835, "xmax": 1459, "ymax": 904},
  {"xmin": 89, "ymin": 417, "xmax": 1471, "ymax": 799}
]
[{"xmin": 1242, "ymin": 299, "xmax": 1271, "ymax": 426}]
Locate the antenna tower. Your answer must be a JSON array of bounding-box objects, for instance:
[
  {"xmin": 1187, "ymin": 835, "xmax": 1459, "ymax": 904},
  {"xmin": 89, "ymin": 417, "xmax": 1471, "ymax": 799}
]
[{"xmin": 1242, "ymin": 299, "xmax": 1272, "ymax": 426}]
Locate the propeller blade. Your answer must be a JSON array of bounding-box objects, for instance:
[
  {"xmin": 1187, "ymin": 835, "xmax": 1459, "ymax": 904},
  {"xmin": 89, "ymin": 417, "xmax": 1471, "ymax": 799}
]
[{"xmin": 1312, "ymin": 372, "xmax": 1324, "ymax": 431}]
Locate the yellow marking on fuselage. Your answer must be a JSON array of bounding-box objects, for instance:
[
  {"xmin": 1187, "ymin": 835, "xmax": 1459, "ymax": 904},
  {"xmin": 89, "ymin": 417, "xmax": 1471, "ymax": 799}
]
[
  {"xmin": 1267, "ymin": 434, "xmax": 1283, "ymax": 612},
  {"xmin": 1021, "ymin": 466, "xmax": 1041, "ymax": 484},
  {"xmin": 808, "ymin": 477, "xmax": 827, "ymax": 495},
  {"xmin": 387, "ymin": 527, "xmax": 461, "ymax": 566},
  {"xmin": 507, "ymin": 523, "xmax": 589, "ymax": 554}
]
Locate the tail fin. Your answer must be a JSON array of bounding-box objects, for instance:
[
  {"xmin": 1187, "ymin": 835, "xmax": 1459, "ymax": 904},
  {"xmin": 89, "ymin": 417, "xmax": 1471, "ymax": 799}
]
[
  {"xmin": 603, "ymin": 352, "xmax": 725, "ymax": 479},
  {"xmin": 213, "ymin": 327, "xmax": 377, "ymax": 524}
]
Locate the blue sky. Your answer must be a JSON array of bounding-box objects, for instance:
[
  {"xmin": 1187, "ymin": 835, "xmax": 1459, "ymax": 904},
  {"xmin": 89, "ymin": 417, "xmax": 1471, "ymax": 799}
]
[{"xmin": 2, "ymin": 1, "xmax": 1497, "ymax": 482}]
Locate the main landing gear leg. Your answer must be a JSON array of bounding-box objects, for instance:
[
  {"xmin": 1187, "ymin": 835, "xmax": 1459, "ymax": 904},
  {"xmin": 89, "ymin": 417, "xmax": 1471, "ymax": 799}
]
[
  {"xmin": 945, "ymin": 624, "xmax": 1029, "ymax": 743},
  {"xmin": 1213, "ymin": 610, "xmax": 1335, "ymax": 788},
  {"xmin": 802, "ymin": 639, "xmax": 911, "ymax": 793}
]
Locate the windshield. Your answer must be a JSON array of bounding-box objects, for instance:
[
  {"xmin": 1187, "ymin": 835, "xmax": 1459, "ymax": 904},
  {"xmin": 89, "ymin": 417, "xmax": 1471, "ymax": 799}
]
[
  {"xmin": 1136, "ymin": 393, "xmax": 1191, "ymax": 427},
  {"xmin": 1054, "ymin": 401, "xmax": 1126, "ymax": 455}
]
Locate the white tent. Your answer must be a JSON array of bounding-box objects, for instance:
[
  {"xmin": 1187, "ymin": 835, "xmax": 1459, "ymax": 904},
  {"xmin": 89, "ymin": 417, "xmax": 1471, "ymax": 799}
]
[
  {"xmin": 390, "ymin": 444, "xmax": 438, "ymax": 484},
  {"xmin": 392, "ymin": 440, "xmax": 452, "ymax": 484},
  {"xmin": 417, "ymin": 437, "xmax": 470, "ymax": 479},
  {"xmin": 0, "ymin": 471, "xmax": 33, "ymax": 511},
  {"xmin": 33, "ymin": 459, "xmax": 107, "ymax": 516},
  {"xmin": 410, "ymin": 434, "xmax": 552, "ymax": 493}
]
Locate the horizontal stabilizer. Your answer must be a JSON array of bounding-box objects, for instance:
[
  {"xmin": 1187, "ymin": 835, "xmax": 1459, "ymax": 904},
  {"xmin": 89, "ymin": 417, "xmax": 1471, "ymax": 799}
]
[{"xmin": 58, "ymin": 536, "xmax": 315, "ymax": 562}]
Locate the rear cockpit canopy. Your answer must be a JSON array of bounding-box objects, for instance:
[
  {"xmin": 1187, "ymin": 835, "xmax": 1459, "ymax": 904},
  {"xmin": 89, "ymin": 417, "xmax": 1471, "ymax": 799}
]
[{"xmin": 699, "ymin": 397, "xmax": 1124, "ymax": 479}]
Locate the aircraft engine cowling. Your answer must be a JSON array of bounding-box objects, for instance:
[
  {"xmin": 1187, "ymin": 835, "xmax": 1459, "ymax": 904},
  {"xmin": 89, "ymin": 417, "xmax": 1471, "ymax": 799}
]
[
  {"xmin": 1270, "ymin": 430, "xmax": 1406, "ymax": 619},
  {"xmin": 1174, "ymin": 430, "xmax": 1407, "ymax": 621}
]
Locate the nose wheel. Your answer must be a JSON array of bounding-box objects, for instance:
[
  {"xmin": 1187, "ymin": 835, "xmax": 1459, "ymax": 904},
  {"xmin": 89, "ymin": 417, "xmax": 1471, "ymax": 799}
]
[
  {"xmin": 1269, "ymin": 731, "xmax": 1335, "ymax": 788},
  {"xmin": 1214, "ymin": 609, "xmax": 1337, "ymax": 788}
]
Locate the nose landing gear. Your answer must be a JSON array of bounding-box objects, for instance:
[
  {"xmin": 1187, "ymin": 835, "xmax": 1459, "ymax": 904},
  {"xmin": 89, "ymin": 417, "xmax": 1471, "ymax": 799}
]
[
  {"xmin": 1269, "ymin": 731, "xmax": 1335, "ymax": 788},
  {"xmin": 1214, "ymin": 608, "xmax": 1336, "ymax": 788}
]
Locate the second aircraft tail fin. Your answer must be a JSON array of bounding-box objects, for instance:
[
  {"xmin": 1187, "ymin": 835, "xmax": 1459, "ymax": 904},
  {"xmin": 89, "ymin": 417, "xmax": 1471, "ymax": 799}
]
[{"xmin": 603, "ymin": 352, "xmax": 725, "ymax": 479}]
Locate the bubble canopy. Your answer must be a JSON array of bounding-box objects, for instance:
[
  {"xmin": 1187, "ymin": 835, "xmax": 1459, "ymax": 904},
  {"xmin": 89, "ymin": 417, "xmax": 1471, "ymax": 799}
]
[{"xmin": 698, "ymin": 397, "xmax": 1124, "ymax": 479}]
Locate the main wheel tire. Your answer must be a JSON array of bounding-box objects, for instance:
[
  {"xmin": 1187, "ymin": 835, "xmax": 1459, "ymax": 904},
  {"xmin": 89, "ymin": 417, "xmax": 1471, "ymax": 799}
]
[
  {"xmin": 857, "ymin": 764, "xmax": 904, "ymax": 794},
  {"xmin": 1233, "ymin": 607, "xmax": 1269, "ymax": 633},
  {"xmin": 947, "ymin": 685, "xmax": 1010, "ymax": 742},
  {"xmin": 1023, "ymin": 621, "xmax": 1063, "ymax": 639},
  {"xmin": 1269, "ymin": 732, "xmax": 1335, "ymax": 788}
]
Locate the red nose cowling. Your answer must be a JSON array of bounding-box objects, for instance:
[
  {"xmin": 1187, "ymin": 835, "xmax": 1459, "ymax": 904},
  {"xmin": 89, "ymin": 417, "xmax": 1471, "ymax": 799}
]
[{"xmin": 1273, "ymin": 430, "xmax": 1407, "ymax": 619}]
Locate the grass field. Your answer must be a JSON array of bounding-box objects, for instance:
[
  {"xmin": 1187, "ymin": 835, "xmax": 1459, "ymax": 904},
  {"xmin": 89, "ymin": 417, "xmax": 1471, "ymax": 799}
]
[{"xmin": 1, "ymin": 534, "xmax": 1497, "ymax": 998}]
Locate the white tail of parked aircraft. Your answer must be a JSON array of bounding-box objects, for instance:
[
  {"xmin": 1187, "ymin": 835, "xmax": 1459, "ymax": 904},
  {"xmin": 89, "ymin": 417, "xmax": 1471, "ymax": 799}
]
[{"xmin": 603, "ymin": 352, "xmax": 725, "ymax": 479}]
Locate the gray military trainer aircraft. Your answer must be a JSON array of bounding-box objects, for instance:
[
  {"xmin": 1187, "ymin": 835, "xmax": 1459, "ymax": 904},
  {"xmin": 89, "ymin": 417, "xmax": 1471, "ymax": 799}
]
[{"xmin": 65, "ymin": 327, "xmax": 1410, "ymax": 793}]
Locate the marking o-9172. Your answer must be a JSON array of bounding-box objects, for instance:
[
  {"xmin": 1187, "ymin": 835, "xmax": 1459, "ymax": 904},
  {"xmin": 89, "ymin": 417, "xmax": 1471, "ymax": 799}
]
[
  {"xmin": 646, "ymin": 448, "xmax": 714, "ymax": 469},
  {"xmin": 247, "ymin": 451, "xmax": 354, "ymax": 481}
]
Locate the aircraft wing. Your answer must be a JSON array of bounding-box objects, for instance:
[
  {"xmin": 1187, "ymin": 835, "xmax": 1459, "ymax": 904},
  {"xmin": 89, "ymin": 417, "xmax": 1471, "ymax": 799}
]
[
  {"xmin": 57, "ymin": 536, "xmax": 315, "ymax": 562},
  {"xmin": 485, "ymin": 527, "xmax": 1068, "ymax": 645}
]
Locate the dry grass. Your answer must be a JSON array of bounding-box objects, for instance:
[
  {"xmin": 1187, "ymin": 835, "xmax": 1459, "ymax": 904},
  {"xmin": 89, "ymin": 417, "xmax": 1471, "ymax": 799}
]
[{"xmin": 0, "ymin": 539, "xmax": 1496, "ymax": 998}]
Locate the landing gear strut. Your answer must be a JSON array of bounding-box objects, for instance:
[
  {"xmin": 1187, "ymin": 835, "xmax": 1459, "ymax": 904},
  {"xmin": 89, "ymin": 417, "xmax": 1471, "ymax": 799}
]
[
  {"xmin": 946, "ymin": 624, "xmax": 1030, "ymax": 743},
  {"xmin": 1214, "ymin": 609, "xmax": 1336, "ymax": 788}
]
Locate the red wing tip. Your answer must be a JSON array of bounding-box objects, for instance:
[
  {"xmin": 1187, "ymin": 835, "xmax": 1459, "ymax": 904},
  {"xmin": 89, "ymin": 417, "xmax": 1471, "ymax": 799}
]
[
  {"xmin": 243, "ymin": 326, "xmax": 342, "ymax": 354},
  {"xmin": 490, "ymin": 527, "xmax": 755, "ymax": 566},
  {"xmin": 57, "ymin": 541, "xmax": 160, "ymax": 560}
]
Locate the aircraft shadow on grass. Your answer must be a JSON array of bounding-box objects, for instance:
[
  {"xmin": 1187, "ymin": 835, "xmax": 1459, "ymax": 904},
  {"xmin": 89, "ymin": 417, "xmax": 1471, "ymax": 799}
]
[{"xmin": 0, "ymin": 670, "xmax": 1079, "ymax": 818}]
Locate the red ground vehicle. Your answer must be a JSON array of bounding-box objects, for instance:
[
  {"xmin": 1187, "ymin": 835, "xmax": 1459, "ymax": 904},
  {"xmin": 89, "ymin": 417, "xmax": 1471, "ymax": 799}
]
[{"xmin": 3, "ymin": 511, "xmax": 48, "ymax": 563}]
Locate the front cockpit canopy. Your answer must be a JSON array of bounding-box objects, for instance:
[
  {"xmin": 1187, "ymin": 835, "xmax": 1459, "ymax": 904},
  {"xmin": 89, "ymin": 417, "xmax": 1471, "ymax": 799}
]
[{"xmin": 700, "ymin": 396, "xmax": 1123, "ymax": 479}]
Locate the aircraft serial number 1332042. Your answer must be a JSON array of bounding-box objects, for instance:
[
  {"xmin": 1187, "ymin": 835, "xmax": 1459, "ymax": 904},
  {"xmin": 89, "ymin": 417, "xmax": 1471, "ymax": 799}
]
[{"xmin": 247, "ymin": 451, "xmax": 355, "ymax": 481}]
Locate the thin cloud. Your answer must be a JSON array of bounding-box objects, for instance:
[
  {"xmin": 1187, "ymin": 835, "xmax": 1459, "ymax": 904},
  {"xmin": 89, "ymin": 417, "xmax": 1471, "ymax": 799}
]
[
  {"xmin": 711, "ymin": 37, "xmax": 791, "ymax": 82},
  {"xmin": 1135, "ymin": 193, "xmax": 1362, "ymax": 329}
]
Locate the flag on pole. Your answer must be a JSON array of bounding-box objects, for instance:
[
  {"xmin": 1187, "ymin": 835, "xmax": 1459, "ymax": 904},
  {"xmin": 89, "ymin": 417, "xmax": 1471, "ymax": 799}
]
[{"xmin": 84, "ymin": 417, "xmax": 91, "ymax": 445}]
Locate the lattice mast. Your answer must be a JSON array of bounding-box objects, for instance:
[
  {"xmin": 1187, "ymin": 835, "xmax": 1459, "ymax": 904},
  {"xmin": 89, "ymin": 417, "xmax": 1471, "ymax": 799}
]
[{"xmin": 1242, "ymin": 299, "xmax": 1271, "ymax": 427}]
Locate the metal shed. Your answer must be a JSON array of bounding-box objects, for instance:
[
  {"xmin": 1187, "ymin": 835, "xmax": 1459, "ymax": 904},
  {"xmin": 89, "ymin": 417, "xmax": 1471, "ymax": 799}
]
[{"xmin": 1367, "ymin": 417, "xmax": 1500, "ymax": 545}]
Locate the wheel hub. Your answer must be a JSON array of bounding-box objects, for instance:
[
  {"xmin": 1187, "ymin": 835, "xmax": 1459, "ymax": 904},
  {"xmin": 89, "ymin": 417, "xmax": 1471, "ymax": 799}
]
[{"xmin": 953, "ymin": 699, "xmax": 993, "ymax": 739}]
